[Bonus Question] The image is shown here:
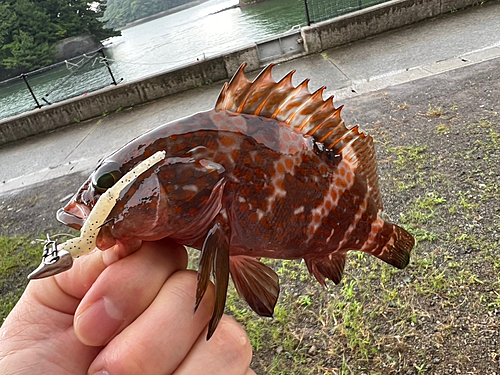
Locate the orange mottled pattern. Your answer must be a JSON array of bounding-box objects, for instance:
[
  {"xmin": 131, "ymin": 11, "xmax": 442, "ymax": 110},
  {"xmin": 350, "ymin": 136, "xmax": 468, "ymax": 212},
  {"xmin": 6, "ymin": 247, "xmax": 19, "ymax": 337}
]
[{"xmin": 68, "ymin": 110, "xmax": 378, "ymax": 261}]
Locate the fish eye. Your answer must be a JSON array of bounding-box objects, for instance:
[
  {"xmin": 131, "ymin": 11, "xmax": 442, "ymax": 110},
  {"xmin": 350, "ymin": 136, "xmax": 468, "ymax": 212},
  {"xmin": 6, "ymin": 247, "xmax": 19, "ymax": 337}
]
[
  {"xmin": 93, "ymin": 171, "xmax": 121, "ymax": 192},
  {"xmin": 97, "ymin": 173, "xmax": 116, "ymax": 188}
]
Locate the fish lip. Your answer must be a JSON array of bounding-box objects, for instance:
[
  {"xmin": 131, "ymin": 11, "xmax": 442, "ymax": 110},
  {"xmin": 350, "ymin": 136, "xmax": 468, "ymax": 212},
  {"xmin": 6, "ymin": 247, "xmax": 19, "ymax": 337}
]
[{"xmin": 56, "ymin": 202, "xmax": 90, "ymax": 230}]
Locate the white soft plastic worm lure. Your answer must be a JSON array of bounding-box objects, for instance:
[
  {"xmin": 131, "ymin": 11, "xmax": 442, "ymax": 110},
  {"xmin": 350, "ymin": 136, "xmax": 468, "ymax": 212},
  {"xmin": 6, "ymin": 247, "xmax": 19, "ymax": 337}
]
[{"xmin": 28, "ymin": 151, "xmax": 166, "ymax": 280}]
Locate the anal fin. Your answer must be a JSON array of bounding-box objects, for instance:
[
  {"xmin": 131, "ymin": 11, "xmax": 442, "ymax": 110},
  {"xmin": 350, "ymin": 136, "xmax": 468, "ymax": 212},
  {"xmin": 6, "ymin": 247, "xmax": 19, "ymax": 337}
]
[
  {"xmin": 229, "ymin": 256, "xmax": 280, "ymax": 317},
  {"xmin": 195, "ymin": 222, "xmax": 230, "ymax": 340},
  {"xmin": 366, "ymin": 222, "xmax": 414, "ymax": 269},
  {"xmin": 305, "ymin": 252, "xmax": 347, "ymax": 286}
]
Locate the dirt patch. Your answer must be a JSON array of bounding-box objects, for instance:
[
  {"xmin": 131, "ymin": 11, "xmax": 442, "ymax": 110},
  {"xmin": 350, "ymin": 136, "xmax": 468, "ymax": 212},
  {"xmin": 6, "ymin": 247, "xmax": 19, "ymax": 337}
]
[
  {"xmin": 0, "ymin": 173, "xmax": 86, "ymax": 238},
  {"xmin": 1, "ymin": 58, "xmax": 499, "ymax": 374}
]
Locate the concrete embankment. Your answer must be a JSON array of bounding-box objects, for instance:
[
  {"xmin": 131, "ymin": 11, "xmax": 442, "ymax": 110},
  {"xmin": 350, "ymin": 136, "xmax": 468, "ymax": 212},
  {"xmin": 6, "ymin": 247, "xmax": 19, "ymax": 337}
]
[{"xmin": 0, "ymin": 0, "xmax": 494, "ymax": 147}]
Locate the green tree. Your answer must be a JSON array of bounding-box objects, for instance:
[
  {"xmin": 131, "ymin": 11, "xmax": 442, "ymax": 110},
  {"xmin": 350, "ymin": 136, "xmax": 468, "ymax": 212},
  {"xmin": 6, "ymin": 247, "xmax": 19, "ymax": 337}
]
[
  {"xmin": 2, "ymin": 30, "xmax": 53, "ymax": 69},
  {"xmin": 0, "ymin": 0, "xmax": 119, "ymax": 74},
  {"xmin": 13, "ymin": 0, "xmax": 56, "ymax": 43},
  {"xmin": 0, "ymin": 2, "xmax": 16, "ymax": 45}
]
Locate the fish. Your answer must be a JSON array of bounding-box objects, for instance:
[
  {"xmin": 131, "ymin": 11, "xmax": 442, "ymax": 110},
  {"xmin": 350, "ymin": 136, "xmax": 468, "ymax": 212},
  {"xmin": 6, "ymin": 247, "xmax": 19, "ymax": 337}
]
[{"xmin": 53, "ymin": 63, "xmax": 415, "ymax": 339}]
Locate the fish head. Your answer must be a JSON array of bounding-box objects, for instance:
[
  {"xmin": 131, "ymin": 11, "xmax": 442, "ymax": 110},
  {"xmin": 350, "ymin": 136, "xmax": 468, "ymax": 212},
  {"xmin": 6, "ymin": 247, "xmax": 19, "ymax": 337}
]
[{"xmin": 57, "ymin": 155, "xmax": 172, "ymax": 251}]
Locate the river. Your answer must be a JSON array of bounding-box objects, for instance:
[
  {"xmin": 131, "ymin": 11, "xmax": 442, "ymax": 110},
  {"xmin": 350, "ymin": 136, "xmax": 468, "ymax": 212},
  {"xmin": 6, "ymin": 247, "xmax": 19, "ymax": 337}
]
[{"xmin": 0, "ymin": 0, "xmax": 307, "ymax": 121}]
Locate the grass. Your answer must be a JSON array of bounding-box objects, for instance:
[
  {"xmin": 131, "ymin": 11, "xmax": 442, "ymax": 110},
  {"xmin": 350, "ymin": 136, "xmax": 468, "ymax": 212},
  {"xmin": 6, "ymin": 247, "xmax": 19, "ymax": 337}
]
[
  {"xmin": 434, "ymin": 123, "xmax": 450, "ymax": 134},
  {"xmin": 388, "ymin": 143, "xmax": 428, "ymax": 171},
  {"xmin": 0, "ymin": 236, "xmax": 41, "ymax": 321},
  {"xmin": 425, "ymin": 104, "xmax": 443, "ymax": 117},
  {"xmin": 0, "ymin": 236, "xmax": 40, "ymax": 281}
]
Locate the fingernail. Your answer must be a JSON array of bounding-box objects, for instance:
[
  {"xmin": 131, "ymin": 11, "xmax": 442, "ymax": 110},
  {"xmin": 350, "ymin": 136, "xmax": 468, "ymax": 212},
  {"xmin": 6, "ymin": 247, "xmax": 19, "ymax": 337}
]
[
  {"xmin": 90, "ymin": 371, "xmax": 110, "ymax": 375},
  {"xmin": 76, "ymin": 297, "xmax": 123, "ymax": 346}
]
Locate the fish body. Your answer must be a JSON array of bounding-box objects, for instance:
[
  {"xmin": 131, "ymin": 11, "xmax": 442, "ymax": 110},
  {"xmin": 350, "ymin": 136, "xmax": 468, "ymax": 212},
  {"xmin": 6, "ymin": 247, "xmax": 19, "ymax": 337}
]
[{"xmin": 57, "ymin": 64, "xmax": 414, "ymax": 338}]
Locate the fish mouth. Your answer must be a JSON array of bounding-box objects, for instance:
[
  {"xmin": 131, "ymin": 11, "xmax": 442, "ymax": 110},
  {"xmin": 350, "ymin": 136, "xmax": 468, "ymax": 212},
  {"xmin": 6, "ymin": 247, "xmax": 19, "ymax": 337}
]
[
  {"xmin": 56, "ymin": 201, "xmax": 90, "ymax": 230},
  {"xmin": 57, "ymin": 201, "xmax": 117, "ymax": 251}
]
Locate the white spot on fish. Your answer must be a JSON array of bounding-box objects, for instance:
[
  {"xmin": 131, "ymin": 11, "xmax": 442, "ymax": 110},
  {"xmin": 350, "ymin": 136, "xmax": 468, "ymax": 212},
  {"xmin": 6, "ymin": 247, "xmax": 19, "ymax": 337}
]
[
  {"xmin": 183, "ymin": 184, "xmax": 199, "ymax": 193},
  {"xmin": 265, "ymin": 156, "xmax": 302, "ymax": 213},
  {"xmin": 256, "ymin": 209, "xmax": 265, "ymax": 221},
  {"xmin": 188, "ymin": 146, "xmax": 207, "ymax": 154},
  {"xmin": 326, "ymin": 227, "xmax": 335, "ymax": 243},
  {"xmin": 293, "ymin": 206, "xmax": 304, "ymax": 215},
  {"xmin": 336, "ymin": 192, "xmax": 369, "ymax": 251}
]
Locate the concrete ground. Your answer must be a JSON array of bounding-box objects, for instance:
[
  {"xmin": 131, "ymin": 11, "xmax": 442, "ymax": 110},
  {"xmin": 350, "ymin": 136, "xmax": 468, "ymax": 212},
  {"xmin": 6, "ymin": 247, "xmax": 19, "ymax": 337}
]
[{"xmin": 1, "ymin": 1, "xmax": 499, "ymax": 195}]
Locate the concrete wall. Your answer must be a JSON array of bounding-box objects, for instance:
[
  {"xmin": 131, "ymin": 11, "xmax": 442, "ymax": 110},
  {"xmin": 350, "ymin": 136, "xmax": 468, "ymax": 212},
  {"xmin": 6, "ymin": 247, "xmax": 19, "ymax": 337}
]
[
  {"xmin": 0, "ymin": 45, "xmax": 259, "ymax": 146},
  {"xmin": 0, "ymin": 0, "xmax": 488, "ymax": 146},
  {"xmin": 301, "ymin": 0, "xmax": 483, "ymax": 53}
]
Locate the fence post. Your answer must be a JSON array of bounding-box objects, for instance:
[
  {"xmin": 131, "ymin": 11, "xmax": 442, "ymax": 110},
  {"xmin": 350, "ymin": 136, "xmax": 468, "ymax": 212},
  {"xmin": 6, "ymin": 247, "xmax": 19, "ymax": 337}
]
[
  {"xmin": 303, "ymin": 0, "xmax": 311, "ymax": 26},
  {"xmin": 20, "ymin": 73, "xmax": 42, "ymax": 109},
  {"xmin": 100, "ymin": 49, "xmax": 118, "ymax": 86}
]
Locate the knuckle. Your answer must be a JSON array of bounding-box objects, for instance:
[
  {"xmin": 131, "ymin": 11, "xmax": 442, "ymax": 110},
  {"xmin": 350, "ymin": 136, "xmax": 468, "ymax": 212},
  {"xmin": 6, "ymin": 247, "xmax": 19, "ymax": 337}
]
[
  {"xmin": 168, "ymin": 270, "xmax": 215, "ymax": 307},
  {"xmin": 143, "ymin": 239, "xmax": 189, "ymax": 271},
  {"xmin": 167, "ymin": 270, "xmax": 198, "ymax": 301}
]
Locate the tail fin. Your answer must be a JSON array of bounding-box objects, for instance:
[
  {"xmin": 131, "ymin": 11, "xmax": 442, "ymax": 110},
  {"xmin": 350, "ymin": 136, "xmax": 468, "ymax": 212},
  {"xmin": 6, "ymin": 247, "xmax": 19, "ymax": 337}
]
[{"xmin": 363, "ymin": 221, "xmax": 414, "ymax": 269}]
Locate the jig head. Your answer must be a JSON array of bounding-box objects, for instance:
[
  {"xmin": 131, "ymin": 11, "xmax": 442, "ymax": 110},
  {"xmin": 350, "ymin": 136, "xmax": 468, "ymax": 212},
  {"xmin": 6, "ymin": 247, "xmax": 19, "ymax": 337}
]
[{"xmin": 28, "ymin": 234, "xmax": 73, "ymax": 280}]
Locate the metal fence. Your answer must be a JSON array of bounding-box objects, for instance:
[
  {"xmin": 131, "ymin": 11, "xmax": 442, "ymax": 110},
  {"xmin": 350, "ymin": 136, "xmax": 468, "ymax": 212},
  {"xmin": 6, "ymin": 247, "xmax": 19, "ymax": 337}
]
[
  {"xmin": 0, "ymin": 49, "xmax": 118, "ymax": 121},
  {"xmin": 303, "ymin": 0, "xmax": 390, "ymax": 25}
]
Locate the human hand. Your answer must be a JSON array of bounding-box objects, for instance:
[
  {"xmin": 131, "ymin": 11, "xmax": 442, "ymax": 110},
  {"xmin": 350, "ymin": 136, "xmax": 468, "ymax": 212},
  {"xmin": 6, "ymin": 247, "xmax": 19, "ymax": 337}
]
[{"xmin": 0, "ymin": 239, "xmax": 254, "ymax": 375}]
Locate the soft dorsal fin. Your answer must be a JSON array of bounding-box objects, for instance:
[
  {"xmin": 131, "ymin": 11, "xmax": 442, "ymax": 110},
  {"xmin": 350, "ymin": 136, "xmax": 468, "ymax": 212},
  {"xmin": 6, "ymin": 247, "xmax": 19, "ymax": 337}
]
[{"xmin": 215, "ymin": 63, "xmax": 382, "ymax": 210}]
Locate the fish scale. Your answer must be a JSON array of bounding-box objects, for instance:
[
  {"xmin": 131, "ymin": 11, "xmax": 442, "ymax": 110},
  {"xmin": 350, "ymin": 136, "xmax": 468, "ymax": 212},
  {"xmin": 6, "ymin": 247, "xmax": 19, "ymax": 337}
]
[{"xmin": 47, "ymin": 63, "xmax": 415, "ymax": 340}]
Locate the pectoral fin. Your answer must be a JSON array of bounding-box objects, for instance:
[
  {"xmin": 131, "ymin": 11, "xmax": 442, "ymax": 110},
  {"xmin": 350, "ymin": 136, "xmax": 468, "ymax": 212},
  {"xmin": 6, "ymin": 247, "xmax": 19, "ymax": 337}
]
[
  {"xmin": 195, "ymin": 221, "xmax": 230, "ymax": 340},
  {"xmin": 229, "ymin": 255, "xmax": 280, "ymax": 317}
]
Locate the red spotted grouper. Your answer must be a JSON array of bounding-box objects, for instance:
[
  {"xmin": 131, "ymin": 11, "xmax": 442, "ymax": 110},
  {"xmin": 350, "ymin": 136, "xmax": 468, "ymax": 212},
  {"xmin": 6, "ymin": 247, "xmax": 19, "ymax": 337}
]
[{"xmin": 29, "ymin": 63, "xmax": 415, "ymax": 339}]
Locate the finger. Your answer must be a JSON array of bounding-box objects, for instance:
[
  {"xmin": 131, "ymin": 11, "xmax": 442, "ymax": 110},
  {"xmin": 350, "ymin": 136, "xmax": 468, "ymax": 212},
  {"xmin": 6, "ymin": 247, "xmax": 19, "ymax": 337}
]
[
  {"xmin": 100, "ymin": 237, "xmax": 143, "ymax": 267},
  {"xmin": 245, "ymin": 369, "xmax": 257, "ymax": 375},
  {"xmin": 14, "ymin": 240, "xmax": 144, "ymax": 333},
  {"xmin": 0, "ymin": 249, "xmax": 110, "ymax": 373},
  {"xmin": 74, "ymin": 239, "xmax": 187, "ymax": 346},
  {"xmin": 28, "ymin": 237, "xmax": 147, "ymax": 317},
  {"xmin": 27, "ymin": 249, "xmax": 108, "ymax": 316},
  {"xmin": 172, "ymin": 315, "xmax": 252, "ymax": 375},
  {"xmin": 88, "ymin": 270, "xmax": 215, "ymax": 375}
]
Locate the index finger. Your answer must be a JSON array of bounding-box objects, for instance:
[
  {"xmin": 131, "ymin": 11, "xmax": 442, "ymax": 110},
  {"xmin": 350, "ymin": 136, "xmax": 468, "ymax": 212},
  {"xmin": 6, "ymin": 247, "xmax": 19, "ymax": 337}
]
[{"xmin": 29, "ymin": 239, "xmax": 186, "ymax": 315}]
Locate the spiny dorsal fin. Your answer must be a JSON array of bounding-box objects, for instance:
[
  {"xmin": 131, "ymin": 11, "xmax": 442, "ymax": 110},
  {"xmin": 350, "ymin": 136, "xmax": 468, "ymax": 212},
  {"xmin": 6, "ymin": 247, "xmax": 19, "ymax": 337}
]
[{"xmin": 215, "ymin": 63, "xmax": 382, "ymax": 210}]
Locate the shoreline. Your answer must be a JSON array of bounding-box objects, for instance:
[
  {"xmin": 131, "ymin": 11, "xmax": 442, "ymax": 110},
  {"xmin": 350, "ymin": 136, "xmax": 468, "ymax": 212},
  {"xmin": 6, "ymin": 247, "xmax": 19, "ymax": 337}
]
[{"xmin": 119, "ymin": 0, "xmax": 212, "ymax": 30}]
